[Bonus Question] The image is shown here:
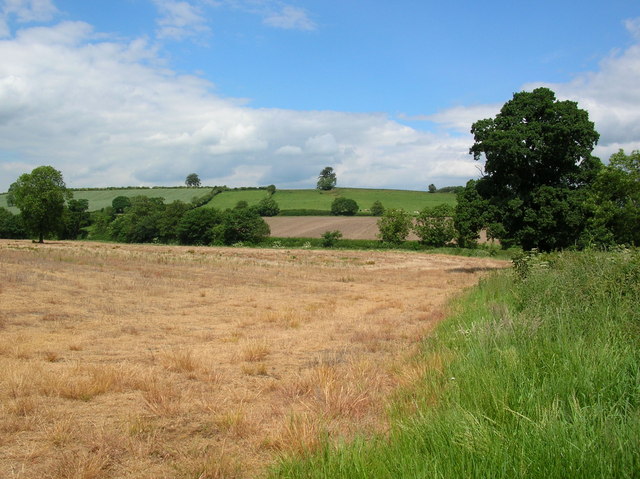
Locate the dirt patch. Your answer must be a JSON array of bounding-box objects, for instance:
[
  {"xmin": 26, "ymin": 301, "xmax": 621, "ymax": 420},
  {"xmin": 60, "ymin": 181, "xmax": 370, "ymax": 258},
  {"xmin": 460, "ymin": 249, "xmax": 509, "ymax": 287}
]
[{"xmin": 0, "ymin": 240, "xmax": 507, "ymax": 478}]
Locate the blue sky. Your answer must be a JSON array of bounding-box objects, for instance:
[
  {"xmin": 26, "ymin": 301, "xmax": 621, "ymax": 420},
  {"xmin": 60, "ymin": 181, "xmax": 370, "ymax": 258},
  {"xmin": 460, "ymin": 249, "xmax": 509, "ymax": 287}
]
[{"xmin": 1, "ymin": 0, "xmax": 640, "ymax": 191}]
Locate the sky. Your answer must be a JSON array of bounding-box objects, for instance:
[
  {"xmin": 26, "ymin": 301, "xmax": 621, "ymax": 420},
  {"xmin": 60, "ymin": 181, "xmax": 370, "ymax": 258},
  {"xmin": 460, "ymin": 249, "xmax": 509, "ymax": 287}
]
[{"xmin": 1, "ymin": 0, "xmax": 640, "ymax": 192}]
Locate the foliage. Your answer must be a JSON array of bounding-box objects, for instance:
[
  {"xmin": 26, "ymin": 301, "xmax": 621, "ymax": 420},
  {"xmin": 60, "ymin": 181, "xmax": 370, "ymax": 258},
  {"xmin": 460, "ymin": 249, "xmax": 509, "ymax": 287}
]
[
  {"xmin": 108, "ymin": 196, "xmax": 166, "ymax": 243},
  {"xmin": 453, "ymin": 180, "xmax": 489, "ymax": 248},
  {"xmin": 235, "ymin": 200, "xmax": 249, "ymax": 209},
  {"xmin": 111, "ymin": 195, "xmax": 131, "ymax": 213},
  {"xmin": 377, "ymin": 208, "xmax": 412, "ymax": 244},
  {"xmin": 370, "ymin": 200, "xmax": 385, "ymax": 216},
  {"xmin": 60, "ymin": 198, "xmax": 90, "ymax": 239},
  {"xmin": 256, "ymin": 196, "xmax": 280, "ymax": 216},
  {"xmin": 177, "ymin": 207, "xmax": 222, "ymax": 245},
  {"xmin": 266, "ymin": 184, "xmax": 276, "ymax": 195},
  {"xmin": 330, "ymin": 197, "xmax": 359, "ymax": 216},
  {"xmin": 0, "ymin": 207, "xmax": 27, "ymax": 239},
  {"xmin": 317, "ymin": 167, "xmax": 337, "ymax": 191},
  {"xmin": 413, "ymin": 204, "xmax": 456, "ymax": 246},
  {"xmin": 212, "ymin": 207, "xmax": 270, "ymax": 245},
  {"xmin": 468, "ymin": 87, "xmax": 601, "ymax": 250},
  {"xmin": 185, "ymin": 173, "xmax": 201, "ymax": 187},
  {"xmin": 582, "ymin": 149, "xmax": 640, "ymax": 247},
  {"xmin": 272, "ymin": 250, "xmax": 640, "ymax": 479},
  {"xmin": 321, "ymin": 230, "xmax": 342, "ymax": 247},
  {"xmin": 7, "ymin": 166, "xmax": 72, "ymax": 243},
  {"xmin": 156, "ymin": 200, "xmax": 191, "ymax": 243},
  {"xmin": 437, "ymin": 186, "xmax": 464, "ymax": 194},
  {"xmin": 428, "ymin": 183, "xmax": 437, "ymax": 193}
]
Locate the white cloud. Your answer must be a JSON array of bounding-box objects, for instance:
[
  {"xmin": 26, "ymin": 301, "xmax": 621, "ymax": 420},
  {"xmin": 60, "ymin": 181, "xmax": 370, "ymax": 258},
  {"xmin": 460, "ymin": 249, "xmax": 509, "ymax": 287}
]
[
  {"xmin": 263, "ymin": 5, "xmax": 315, "ymax": 31},
  {"xmin": 0, "ymin": 0, "xmax": 57, "ymax": 37},
  {"xmin": 152, "ymin": 0, "xmax": 210, "ymax": 41},
  {"xmin": 0, "ymin": 21, "xmax": 478, "ymax": 192}
]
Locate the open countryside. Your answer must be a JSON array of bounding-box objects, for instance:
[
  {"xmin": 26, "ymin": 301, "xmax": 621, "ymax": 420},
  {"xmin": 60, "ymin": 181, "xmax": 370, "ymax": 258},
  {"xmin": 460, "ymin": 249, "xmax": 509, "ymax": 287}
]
[{"xmin": 0, "ymin": 239, "xmax": 507, "ymax": 478}]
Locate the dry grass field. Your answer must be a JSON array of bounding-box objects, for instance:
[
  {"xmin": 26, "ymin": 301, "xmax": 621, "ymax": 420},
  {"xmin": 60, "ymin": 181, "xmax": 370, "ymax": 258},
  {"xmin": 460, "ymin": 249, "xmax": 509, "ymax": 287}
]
[{"xmin": 0, "ymin": 240, "xmax": 507, "ymax": 478}]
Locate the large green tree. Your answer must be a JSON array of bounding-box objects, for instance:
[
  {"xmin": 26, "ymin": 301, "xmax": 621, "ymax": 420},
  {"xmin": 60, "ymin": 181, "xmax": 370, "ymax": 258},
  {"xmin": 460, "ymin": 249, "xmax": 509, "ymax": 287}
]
[
  {"xmin": 467, "ymin": 87, "xmax": 601, "ymax": 250},
  {"xmin": 7, "ymin": 166, "xmax": 72, "ymax": 243}
]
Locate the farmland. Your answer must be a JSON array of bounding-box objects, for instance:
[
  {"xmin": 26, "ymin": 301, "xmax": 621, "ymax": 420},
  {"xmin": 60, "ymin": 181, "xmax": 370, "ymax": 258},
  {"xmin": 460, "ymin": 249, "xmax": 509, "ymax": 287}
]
[
  {"xmin": 1, "ymin": 187, "xmax": 456, "ymax": 215},
  {"xmin": 205, "ymin": 188, "xmax": 456, "ymax": 213},
  {"xmin": 0, "ymin": 240, "xmax": 506, "ymax": 478}
]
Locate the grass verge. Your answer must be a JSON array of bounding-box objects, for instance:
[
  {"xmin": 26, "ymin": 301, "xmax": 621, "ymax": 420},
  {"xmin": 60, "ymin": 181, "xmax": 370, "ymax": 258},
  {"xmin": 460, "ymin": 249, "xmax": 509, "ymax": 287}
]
[{"xmin": 270, "ymin": 248, "xmax": 640, "ymax": 478}]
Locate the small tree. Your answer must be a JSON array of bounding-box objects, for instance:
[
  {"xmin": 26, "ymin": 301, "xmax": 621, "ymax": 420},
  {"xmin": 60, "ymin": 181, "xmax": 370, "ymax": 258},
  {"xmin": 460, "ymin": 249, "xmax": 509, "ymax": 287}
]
[
  {"xmin": 331, "ymin": 197, "xmax": 359, "ymax": 216},
  {"xmin": 177, "ymin": 207, "xmax": 222, "ymax": 245},
  {"xmin": 370, "ymin": 200, "xmax": 385, "ymax": 216},
  {"xmin": 414, "ymin": 204, "xmax": 456, "ymax": 246},
  {"xmin": 428, "ymin": 184, "xmax": 437, "ymax": 193},
  {"xmin": 256, "ymin": 196, "xmax": 280, "ymax": 216},
  {"xmin": 112, "ymin": 195, "xmax": 131, "ymax": 214},
  {"xmin": 317, "ymin": 167, "xmax": 337, "ymax": 191},
  {"xmin": 60, "ymin": 198, "xmax": 90, "ymax": 240},
  {"xmin": 185, "ymin": 173, "xmax": 201, "ymax": 187},
  {"xmin": 321, "ymin": 230, "xmax": 342, "ymax": 247},
  {"xmin": 377, "ymin": 208, "xmax": 412, "ymax": 244},
  {"xmin": 266, "ymin": 184, "xmax": 276, "ymax": 195},
  {"xmin": 7, "ymin": 165, "xmax": 71, "ymax": 243}
]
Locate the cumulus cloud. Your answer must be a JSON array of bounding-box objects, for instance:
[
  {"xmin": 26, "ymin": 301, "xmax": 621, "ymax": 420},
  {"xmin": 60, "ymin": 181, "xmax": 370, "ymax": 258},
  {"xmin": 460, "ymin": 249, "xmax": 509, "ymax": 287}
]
[
  {"xmin": 0, "ymin": 0, "xmax": 57, "ymax": 37},
  {"xmin": 0, "ymin": 20, "xmax": 478, "ymax": 192}
]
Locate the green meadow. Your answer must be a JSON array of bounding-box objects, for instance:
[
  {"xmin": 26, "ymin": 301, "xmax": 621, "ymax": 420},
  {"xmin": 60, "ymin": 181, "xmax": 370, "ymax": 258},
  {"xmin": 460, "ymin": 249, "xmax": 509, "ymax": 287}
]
[{"xmin": 205, "ymin": 188, "xmax": 456, "ymax": 212}]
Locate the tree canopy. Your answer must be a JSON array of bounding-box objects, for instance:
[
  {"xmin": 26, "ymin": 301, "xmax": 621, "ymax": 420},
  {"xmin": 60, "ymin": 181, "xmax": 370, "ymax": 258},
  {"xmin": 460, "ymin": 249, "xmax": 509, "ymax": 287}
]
[
  {"xmin": 317, "ymin": 167, "xmax": 337, "ymax": 191},
  {"xmin": 7, "ymin": 166, "xmax": 72, "ymax": 243},
  {"xmin": 185, "ymin": 173, "xmax": 201, "ymax": 187},
  {"xmin": 464, "ymin": 87, "xmax": 602, "ymax": 250}
]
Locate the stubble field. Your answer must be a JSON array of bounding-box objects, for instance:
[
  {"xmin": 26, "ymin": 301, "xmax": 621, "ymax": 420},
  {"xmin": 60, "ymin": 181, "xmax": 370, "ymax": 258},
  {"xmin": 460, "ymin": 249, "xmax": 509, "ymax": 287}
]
[{"xmin": 0, "ymin": 240, "xmax": 506, "ymax": 478}]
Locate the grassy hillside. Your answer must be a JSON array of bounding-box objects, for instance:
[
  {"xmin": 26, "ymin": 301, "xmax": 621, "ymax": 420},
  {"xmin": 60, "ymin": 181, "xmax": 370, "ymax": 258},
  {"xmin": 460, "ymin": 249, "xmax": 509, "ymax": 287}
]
[
  {"xmin": 0, "ymin": 188, "xmax": 208, "ymax": 213},
  {"xmin": 272, "ymin": 249, "xmax": 640, "ymax": 478},
  {"xmin": 1, "ymin": 187, "xmax": 457, "ymax": 214},
  {"xmin": 206, "ymin": 188, "xmax": 456, "ymax": 212}
]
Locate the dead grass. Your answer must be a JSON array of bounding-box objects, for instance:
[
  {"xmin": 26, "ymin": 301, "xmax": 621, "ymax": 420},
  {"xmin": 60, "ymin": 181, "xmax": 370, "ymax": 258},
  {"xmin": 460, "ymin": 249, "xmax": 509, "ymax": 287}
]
[{"xmin": 0, "ymin": 239, "xmax": 506, "ymax": 478}]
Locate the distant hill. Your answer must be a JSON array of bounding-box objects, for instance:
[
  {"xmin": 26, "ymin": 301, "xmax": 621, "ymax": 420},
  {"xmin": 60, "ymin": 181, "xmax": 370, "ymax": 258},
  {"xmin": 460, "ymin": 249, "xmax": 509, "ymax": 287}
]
[{"xmin": 0, "ymin": 187, "xmax": 456, "ymax": 214}]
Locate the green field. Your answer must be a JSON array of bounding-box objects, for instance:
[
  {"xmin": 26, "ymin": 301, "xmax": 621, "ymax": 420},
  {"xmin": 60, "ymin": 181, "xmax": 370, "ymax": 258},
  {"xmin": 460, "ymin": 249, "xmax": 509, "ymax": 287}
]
[
  {"xmin": 0, "ymin": 188, "xmax": 207, "ymax": 213},
  {"xmin": 206, "ymin": 188, "xmax": 456, "ymax": 212},
  {"xmin": 1, "ymin": 187, "xmax": 456, "ymax": 214}
]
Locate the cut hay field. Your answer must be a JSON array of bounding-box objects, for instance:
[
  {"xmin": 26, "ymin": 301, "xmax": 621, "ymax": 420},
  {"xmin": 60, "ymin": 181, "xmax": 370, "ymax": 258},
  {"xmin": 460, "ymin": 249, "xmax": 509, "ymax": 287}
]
[{"xmin": 0, "ymin": 240, "xmax": 506, "ymax": 478}]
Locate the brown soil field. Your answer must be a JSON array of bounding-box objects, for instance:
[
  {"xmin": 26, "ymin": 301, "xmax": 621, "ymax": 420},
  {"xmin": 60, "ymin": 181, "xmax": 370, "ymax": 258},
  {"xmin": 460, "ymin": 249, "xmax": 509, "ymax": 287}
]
[
  {"xmin": 264, "ymin": 216, "xmax": 493, "ymax": 242},
  {"xmin": 265, "ymin": 217, "xmax": 396, "ymax": 240},
  {"xmin": 0, "ymin": 240, "xmax": 507, "ymax": 478}
]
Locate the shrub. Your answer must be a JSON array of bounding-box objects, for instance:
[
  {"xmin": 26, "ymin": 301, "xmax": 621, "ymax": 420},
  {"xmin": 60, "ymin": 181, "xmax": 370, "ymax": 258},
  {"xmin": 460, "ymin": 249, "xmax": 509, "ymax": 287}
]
[
  {"xmin": 331, "ymin": 197, "xmax": 359, "ymax": 216},
  {"xmin": 256, "ymin": 196, "xmax": 280, "ymax": 216},
  {"xmin": 111, "ymin": 195, "xmax": 131, "ymax": 213},
  {"xmin": 177, "ymin": 208, "xmax": 222, "ymax": 245},
  {"xmin": 0, "ymin": 207, "xmax": 27, "ymax": 239},
  {"xmin": 413, "ymin": 204, "xmax": 456, "ymax": 246},
  {"xmin": 370, "ymin": 200, "xmax": 385, "ymax": 216},
  {"xmin": 321, "ymin": 230, "xmax": 342, "ymax": 247},
  {"xmin": 377, "ymin": 208, "xmax": 412, "ymax": 244},
  {"xmin": 212, "ymin": 207, "xmax": 270, "ymax": 245}
]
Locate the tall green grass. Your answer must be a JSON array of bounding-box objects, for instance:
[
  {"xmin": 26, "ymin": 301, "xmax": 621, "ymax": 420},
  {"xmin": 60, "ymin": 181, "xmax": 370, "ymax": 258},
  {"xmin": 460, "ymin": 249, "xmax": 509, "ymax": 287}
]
[{"xmin": 271, "ymin": 249, "xmax": 640, "ymax": 478}]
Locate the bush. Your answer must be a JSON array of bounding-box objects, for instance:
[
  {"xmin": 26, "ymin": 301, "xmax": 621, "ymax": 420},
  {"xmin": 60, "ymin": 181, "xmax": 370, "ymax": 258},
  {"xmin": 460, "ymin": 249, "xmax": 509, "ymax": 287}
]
[
  {"xmin": 377, "ymin": 208, "xmax": 412, "ymax": 244},
  {"xmin": 177, "ymin": 208, "xmax": 222, "ymax": 245},
  {"xmin": 331, "ymin": 197, "xmax": 359, "ymax": 216},
  {"xmin": 413, "ymin": 204, "xmax": 456, "ymax": 246},
  {"xmin": 321, "ymin": 230, "xmax": 342, "ymax": 247},
  {"xmin": 256, "ymin": 196, "xmax": 280, "ymax": 216},
  {"xmin": 0, "ymin": 207, "xmax": 27, "ymax": 239},
  {"xmin": 212, "ymin": 207, "xmax": 270, "ymax": 245},
  {"xmin": 112, "ymin": 195, "xmax": 131, "ymax": 213},
  {"xmin": 370, "ymin": 200, "xmax": 385, "ymax": 216}
]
